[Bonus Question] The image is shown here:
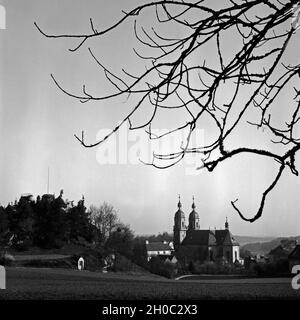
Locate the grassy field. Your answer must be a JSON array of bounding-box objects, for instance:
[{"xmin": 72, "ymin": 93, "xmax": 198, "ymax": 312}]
[
  {"xmin": 13, "ymin": 254, "xmax": 72, "ymax": 261},
  {"xmin": 0, "ymin": 267, "xmax": 299, "ymax": 300}
]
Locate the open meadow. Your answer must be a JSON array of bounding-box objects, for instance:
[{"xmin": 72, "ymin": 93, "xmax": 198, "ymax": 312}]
[{"xmin": 0, "ymin": 267, "xmax": 299, "ymax": 300}]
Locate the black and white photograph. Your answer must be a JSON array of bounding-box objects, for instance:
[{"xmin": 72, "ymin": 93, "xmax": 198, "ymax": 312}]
[{"xmin": 0, "ymin": 0, "xmax": 300, "ymax": 313}]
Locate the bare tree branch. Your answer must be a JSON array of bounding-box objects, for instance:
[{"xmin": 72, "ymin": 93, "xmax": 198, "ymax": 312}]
[{"xmin": 36, "ymin": 0, "xmax": 300, "ymax": 222}]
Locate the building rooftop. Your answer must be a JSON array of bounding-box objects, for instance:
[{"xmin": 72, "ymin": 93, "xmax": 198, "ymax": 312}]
[
  {"xmin": 182, "ymin": 229, "xmax": 239, "ymax": 246},
  {"xmin": 288, "ymin": 245, "xmax": 300, "ymax": 260},
  {"xmin": 146, "ymin": 241, "xmax": 173, "ymax": 252}
]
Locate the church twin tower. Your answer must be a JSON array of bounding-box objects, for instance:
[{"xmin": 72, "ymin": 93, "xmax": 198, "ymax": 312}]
[
  {"xmin": 173, "ymin": 195, "xmax": 230, "ymax": 251},
  {"xmin": 173, "ymin": 196, "xmax": 200, "ymax": 250}
]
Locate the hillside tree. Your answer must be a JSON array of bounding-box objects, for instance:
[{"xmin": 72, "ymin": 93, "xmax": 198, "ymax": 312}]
[{"xmin": 90, "ymin": 202, "xmax": 118, "ymax": 242}]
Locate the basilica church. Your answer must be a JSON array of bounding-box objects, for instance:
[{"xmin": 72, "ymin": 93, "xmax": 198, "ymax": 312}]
[{"xmin": 173, "ymin": 196, "xmax": 240, "ymax": 266}]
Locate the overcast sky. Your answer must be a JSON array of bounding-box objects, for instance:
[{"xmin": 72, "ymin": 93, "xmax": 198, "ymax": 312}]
[{"xmin": 0, "ymin": 0, "xmax": 300, "ymax": 237}]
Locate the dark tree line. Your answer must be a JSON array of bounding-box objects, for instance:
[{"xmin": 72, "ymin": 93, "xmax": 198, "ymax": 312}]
[
  {"xmin": 0, "ymin": 193, "xmax": 179, "ymax": 275},
  {"xmin": 0, "ymin": 192, "xmax": 94, "ymax": 250},
  {"xmin": 0, "ymin": 192, "xmax": 135, "ymax": 254},
  {"xmin": 0, "ymin": 191, "xmax": 173, "ymax": 265},
  {"xmin": 35, "ymin": 0, "xmax": 300, "ymax": 222}
]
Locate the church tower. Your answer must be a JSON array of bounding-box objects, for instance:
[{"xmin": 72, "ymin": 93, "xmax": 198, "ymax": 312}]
[
  {"xmin": 188, "ymin": 196, "xmax": 200, "ymax": 231},
  {"xmin": 173, "ymin": 195, "xmax": 187, "ymax": 251}
]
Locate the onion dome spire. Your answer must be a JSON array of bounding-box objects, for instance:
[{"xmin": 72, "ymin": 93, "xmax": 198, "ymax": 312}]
[
  {"xmin": 177, "ymin": 194, "xmax": 182, "ymax": 209},
  {"xmin": 192, "ymin": 195, "xmax": 196, "ymax": 210},
  {"xmin": 225, "ymin": 216, "xmax": 229, "ymax": 229}
]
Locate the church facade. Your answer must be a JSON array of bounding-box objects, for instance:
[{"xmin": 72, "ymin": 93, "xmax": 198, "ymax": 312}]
[{"xmin": 173, "ymin": 197, "xmax": 240, "ymax": 266}]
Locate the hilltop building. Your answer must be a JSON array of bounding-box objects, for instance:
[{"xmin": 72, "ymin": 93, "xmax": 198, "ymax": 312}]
[
  {"xmin": 145, "ymin": 240, "xmax": 175, "ymax": 262},
  {"xmin": 173, "ymin": 196, "xmax": 240, "ymax": 266}
]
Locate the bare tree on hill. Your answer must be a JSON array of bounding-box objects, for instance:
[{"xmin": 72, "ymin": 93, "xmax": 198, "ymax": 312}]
[
  {"xmin": 90, "ymin": 203, "xmax": 118, "ymax": 241},
  {"xmin": 35, "ymin": 0, "xmax": 300, "ymax": 222}
]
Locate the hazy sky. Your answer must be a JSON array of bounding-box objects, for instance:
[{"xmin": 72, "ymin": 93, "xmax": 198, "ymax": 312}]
[{"xmin": 0, "ymin": 0, "xmax": 300, "ymax": 237}]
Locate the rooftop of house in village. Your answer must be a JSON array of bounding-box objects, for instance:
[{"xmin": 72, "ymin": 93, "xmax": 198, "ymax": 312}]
[
  {"xmin": 145, "ymin": 241, "xmax": 173, "ymax": 252},
  {"xmin": 288, "ymin": 245, "xmax": 300, "ymax": 260}
]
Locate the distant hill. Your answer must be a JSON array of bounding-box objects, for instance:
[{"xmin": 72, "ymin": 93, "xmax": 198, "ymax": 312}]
[
  {"xmin": 234, "ymin": 235, "xmax": 276, "ymax": 246},
  {"xmin": 140, "ymin": 234, "xmax": 277, "ymax": 246},
  {"xmin": 241, "ymin": 236, "xmax": 300, "ymax": 255}
]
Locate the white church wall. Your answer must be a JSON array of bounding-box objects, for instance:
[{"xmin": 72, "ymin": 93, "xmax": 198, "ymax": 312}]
[{"xmin": 232, "ymin": 246, "xmax": 240, "ymax": 263}]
